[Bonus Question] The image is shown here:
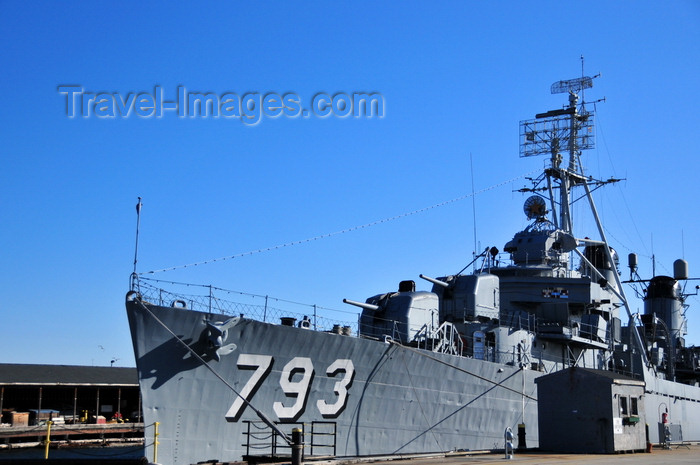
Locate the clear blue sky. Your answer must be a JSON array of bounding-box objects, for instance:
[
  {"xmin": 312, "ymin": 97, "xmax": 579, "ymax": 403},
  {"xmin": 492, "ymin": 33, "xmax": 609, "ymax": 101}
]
[{"xmin": 1, "ymin": 1, "xmax": 698, "ymax": 367}]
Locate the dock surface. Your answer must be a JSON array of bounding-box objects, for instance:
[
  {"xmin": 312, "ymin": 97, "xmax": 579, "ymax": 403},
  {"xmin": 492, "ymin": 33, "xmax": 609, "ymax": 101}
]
[{"xmin": 332, "ymin": 445, "xmax": 700, "ymax": 465}]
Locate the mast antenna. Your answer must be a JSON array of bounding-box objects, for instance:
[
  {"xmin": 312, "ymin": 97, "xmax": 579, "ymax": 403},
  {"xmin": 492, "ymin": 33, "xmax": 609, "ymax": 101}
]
[
  {"xmin": 470, "ymin": 153, "xmax": 478, "ymax": 272},
  {"xmin": 133, "ymin": 197, "xmax": 143, "ymax": 276},
  {"xmin": 519, "ymin": 73, "xmax": 598, "ymax": 233},
  {"xmin": 580, "ymin": 55, "xmax": 586, "ymax": 102}
]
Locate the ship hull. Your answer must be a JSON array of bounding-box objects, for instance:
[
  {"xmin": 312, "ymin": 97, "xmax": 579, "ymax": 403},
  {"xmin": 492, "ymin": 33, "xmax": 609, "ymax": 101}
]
[
  {"xmin": 126, "ymin": 300, "xmax": 540, "ymax": 465},
  {"xmin": 642, "ymin": 372, "xmax": 700, "ymax": 444}
]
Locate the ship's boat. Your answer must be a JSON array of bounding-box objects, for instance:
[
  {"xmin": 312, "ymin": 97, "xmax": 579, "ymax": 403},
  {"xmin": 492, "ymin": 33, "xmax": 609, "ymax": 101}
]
[{"xmin": 126, "ymin": 75, "xmax": 700, "ymax": 465}]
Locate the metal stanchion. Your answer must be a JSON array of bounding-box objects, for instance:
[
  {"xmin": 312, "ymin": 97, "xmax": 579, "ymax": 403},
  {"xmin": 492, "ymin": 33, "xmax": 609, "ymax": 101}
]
[
  {"xmin": 44, "ymin": 420, "xmax": 53, "ymax": 459},
  {"xmin": 154, "ymin": 421, "xmax": 160, "ymax": 463}
]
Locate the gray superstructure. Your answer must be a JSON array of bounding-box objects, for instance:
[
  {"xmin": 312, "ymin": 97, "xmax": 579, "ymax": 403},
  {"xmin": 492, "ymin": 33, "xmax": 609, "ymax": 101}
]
[{"xmin": 126, "ymin": 76, "xmax": 700, "ymax": 465}]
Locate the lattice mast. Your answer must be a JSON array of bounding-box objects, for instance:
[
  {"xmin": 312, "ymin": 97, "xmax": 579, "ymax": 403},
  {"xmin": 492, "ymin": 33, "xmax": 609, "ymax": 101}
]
[
  {"xmin": 519, "ymin": 76, "xmax": 595, "ymax": 235},
  {"xmin": 519, "ymin": 75, "xmax": 649, "ymax": 366}
]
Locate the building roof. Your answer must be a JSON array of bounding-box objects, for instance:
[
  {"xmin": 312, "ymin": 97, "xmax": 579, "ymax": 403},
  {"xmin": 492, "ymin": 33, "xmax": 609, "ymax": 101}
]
[
  {"xmin": 0, "ymin": 364, "xmax": 138, "ymax": 387},
  {"xmin": 534, "ymin": 367, "xmax": 645, "ymax": 387}
]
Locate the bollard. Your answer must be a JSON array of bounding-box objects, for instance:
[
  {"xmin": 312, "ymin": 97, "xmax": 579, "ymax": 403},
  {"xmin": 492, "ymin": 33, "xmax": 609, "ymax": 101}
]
[
  {"xmin": 504, "ymin": 427, "xmax": 514, "ymax": 460},
  {"xmin": 291, "ymin": 427, "xmax": 303, "ymax": 465},
  {"xmin": 44, "ymin": 420, "xmax": 53, "ymax": 459},
  {"xmin": 517, "ymin": 423, "xmax": 527, "ymax": 450}
]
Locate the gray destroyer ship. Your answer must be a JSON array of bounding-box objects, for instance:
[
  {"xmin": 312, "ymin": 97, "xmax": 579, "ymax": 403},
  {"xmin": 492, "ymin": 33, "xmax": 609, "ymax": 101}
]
[{"xmin": 126, "ymin": 76, "xmax": 700, "ymax": 465}]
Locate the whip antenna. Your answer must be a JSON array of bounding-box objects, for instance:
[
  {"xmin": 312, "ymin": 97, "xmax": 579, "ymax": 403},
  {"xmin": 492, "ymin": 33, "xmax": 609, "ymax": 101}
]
[{"xmin": 133, "ymin": 197, "xmax": 143, "ymax": 275}]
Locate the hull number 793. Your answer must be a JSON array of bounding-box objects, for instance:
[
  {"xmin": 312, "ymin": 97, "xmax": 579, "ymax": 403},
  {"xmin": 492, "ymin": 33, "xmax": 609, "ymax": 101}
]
[{"xmin": 225, "ymin": 354, "xmax": 355, "ymax": 421}]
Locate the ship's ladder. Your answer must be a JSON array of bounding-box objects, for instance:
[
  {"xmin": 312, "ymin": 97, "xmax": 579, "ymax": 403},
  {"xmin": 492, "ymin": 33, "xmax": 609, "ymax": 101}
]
[
  {"xmin": 431, "ymin": 321, "xmax": 464, "ymax": 356},
  {"xmin": 414, "ymin": 321, "xmax": 464, "ymax": 356}
]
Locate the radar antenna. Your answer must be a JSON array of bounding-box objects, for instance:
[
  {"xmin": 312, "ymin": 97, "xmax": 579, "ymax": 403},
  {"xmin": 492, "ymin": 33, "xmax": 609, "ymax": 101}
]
[
  {"xmin": 518, "ymin": 74, "xmax": 598, "ymax": 233},
  {"xmin": 550, "ymin": 76, "xmax": 593, "ymax": 95},
  {"xmin": 523, "ymin": 195, "xmax": 547, "ymax": 220}
]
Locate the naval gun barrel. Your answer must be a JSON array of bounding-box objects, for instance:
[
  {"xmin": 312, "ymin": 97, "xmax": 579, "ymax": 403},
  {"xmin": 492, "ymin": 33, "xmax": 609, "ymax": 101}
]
[
  {"xmin": 343, "ymin": 298, "xmax": 380, "ymax": 311},
  {"xmin": 419, "ymin": 274, "xmax": 449, "ymax": 288}
]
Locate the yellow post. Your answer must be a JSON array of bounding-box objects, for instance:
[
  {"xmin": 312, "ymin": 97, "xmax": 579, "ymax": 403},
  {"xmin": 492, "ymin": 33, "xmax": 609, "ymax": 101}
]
[
  {"xmin": 153, "ymin": 421, "xmax": 160, "ymax": 463},
  {"xmin": 44, "ymin": 420, "xmax": 53, "ymax": 459}
]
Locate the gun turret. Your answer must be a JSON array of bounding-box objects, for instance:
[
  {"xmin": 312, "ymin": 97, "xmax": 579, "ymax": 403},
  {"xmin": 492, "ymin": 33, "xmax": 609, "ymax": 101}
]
[
  {"xmin": 419, "ymin": 274, "xmax": 449, "ymax": 288},
  {"xmin": 343, "ymin": 298, "xmax": 380, "ymax": 312}
]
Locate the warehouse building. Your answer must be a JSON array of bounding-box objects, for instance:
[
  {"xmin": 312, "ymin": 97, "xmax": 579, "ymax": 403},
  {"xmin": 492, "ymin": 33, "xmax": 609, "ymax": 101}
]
[{"xmin": 0, "ymin": 363, "xmax": 141, "ymax": 426}]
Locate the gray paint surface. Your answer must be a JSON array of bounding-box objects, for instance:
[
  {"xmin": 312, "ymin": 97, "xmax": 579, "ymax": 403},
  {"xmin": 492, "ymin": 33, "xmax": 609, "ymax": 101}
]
[{"xmin": 127, "ymin": 301, "xmax": 540, "ymax": 464}]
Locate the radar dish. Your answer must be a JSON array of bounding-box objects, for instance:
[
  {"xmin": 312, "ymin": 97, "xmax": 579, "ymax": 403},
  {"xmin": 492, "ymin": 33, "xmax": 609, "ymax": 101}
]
[{"xmin": 524, "ymin": 195, "xmax": 547, "ymax": 219}]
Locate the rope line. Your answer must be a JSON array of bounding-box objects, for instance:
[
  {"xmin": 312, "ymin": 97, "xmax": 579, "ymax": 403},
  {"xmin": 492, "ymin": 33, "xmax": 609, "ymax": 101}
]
[
  {"xmin": 131, "ymin": 297, "xmax": 291, "ymax": 444},
  {"xmin": 142, "ymin": 170, "xmax": 539, "ymax": 275},
  {"xmin": 390, "ymin": 341, "xmax": 537, "ymax": 400},
  {"xmin": 398, "ymin": 347, "xmax": 443, "ymax": 451}
]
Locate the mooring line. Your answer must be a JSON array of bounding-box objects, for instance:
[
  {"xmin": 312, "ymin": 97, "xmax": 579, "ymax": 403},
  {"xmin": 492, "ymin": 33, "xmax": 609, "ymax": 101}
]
[
  {"xmin": 391, "ymin": 341, "xmax": 537, "ymax": 401},
  {"xmin": 129, "ymin": 295, "xmax": 291, "ymax": 444},
  {"xmin": 142, "ymin": 170, "xmax": 539, "ymax": 275},
  {"xmin": 398, "ymin": 347, "xmax": 443, "ymax": 451}
]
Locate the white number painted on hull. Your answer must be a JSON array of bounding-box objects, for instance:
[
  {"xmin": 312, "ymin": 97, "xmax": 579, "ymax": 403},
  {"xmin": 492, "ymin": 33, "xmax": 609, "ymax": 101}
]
[
  {"xmin": 225, "ymin": 355, "xmax": 356, "ymax": 421},
  {"xmin": 317, "ymin": 359, "xmax": 354, "ymax": 418},
  {"xmin": 225, "ymin": 353, "xmax": 273, "ymax": 421},
  {"xmin": 273, "ymin": 357, "xmax": 315, "ymax": 420}
]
